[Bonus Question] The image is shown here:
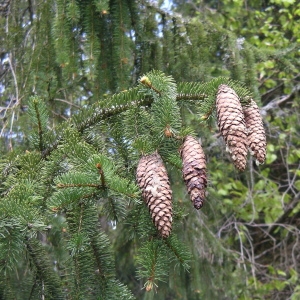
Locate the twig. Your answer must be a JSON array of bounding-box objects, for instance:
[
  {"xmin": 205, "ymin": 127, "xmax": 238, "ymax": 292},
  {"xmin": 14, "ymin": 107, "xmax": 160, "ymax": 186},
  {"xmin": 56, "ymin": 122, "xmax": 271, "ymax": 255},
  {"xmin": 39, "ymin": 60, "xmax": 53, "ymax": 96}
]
[
  {"xmin": 260, "ymin": 84, "xmax": 300, "ymax": 116},
  {"xmin": 54, "ymin": 98, "xmax": 82, "ymax": 109},
  {"xmin": 267, "ymin": 192, "xmax": 300, "ymax": 235},
  {"xmin": 234, "ymin": 222, "xmax": 247, "ymax": 273},
  {"xmin": 96, "ymin": 163, "xmax": 106, "ymax": 188}
]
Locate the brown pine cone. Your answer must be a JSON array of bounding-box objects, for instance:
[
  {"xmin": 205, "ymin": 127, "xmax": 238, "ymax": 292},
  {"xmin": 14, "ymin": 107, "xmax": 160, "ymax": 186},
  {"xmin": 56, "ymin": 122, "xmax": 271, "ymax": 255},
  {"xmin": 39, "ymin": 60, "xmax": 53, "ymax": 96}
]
[
  {"xmin": 180, "ymin": 136, "xmax": 207, "ymax": 210},
  {"xmin": 216, "ymin": 84, "xmax": 248, "ymax": 171},
  {"xmin": 136, "ymin": 152, "xmax": 172, "ymax": 238},
  {"xmin": 243, "ymin": 99, "xmax": 266, "ymax": 164}
]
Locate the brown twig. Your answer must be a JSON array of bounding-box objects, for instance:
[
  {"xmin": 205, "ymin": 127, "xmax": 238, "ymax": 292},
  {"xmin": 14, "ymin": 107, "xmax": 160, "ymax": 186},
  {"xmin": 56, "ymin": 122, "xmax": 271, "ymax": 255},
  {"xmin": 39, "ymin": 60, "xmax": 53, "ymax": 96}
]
[{"xmin": 96, "ymin": 163, "xmax": 105, "ymax": 187}]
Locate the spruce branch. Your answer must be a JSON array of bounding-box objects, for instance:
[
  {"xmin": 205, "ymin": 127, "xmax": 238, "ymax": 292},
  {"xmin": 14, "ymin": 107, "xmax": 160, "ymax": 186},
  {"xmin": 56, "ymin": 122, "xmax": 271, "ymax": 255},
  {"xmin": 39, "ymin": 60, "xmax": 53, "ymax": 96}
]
[
  {"xmin": 26, "ymin": 238, "xmax": 63, "ymax": 299},
  {"xmin": 105, "ymin": 279, "xmax": 135, "ymax": 300},
  {"xmin": 41, "ymin": 136, "xmax": 60, "ymax": 159},
  {"xmin": 138, "ymin": 70, "xmax": 177, "ymax": 100},
  {"xmin": 140, "ymin": 75, "xmax": 161, "ymax": 95},
  {"xmin": 103, "ymin": 196, "xmax": 126, "ymax": 223},
  {"xmin": 32, "ymin": 98, "xmax": 44, "ymax": 147},
  {"xmin": 89, "ymin": 231, "xmax": 117, "ymax": 294},
  {"xmin": 143, "ymin": 246, "xmax": 160, "ymax": 278},
  {"xmin": 28, "ymin": 271, "xmax": 39, "ymax": 300},
  {"xmin": 51, "ymin": 191, "xmax": 98, "ymax": 212},
  {"xmin": 49, "ymin": 187, "xmax": 99, "ymax": 210},
  {"xmin": 74, "ymin": 97, "xmax": 153, "ymax": 134},
  {"xmin": 39, "ymin": 74, "xmax": 253, "ymax": 159},
  {"xmin": 28, "ymin": 96, "xmax": 50, "ymax": 152},
  {"xmin": 136, "ymin": 240, "xmax": 169, "ymax": 292},
  {"xmin": 176, "ymin": 92, "xmax": 207, "ymax": 101},
  {"xmin": 56, "ymin": 183, "xmax": 100, "ymax": 188},
  {"xmin": 41, "ymin": 92, "xmax": 152, "ymax": 158},
  {"xmin": 163, "ymin": 235, "xmax": 191, "ymax": 271},
  {"xmin": 177, "ymin": 78, "xmax": 252, "ymax": 104},
  {"xmin": 91, "ymin": 239, "xmax": 108, "ymax": 283}
]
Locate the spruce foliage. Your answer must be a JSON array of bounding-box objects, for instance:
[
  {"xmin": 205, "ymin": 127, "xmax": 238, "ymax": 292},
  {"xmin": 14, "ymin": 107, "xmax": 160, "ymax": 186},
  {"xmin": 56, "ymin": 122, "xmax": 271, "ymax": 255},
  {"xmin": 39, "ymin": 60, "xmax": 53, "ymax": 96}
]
[{"xmin": 0, "ymin": 68, "xmax": 261, "ymax": 298}]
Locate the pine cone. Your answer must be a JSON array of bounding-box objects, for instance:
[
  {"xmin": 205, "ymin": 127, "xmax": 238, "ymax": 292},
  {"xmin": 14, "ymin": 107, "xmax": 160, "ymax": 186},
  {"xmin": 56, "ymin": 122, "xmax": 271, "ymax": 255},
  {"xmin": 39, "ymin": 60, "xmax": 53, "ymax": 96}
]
[
  {"xmin": 216, "ymin": 84, "xmax": 248, "ymax": 171},
  {"xmin": 180, "ymin": 136, "xmax": 207, "ymax": 210},
  {"xmin": 243, "ymin": 99, "xmax": 266, "ymax": 164},
  {"xmin": 136, "ymin": 152, "xmax": 172, "ymax": 238}
]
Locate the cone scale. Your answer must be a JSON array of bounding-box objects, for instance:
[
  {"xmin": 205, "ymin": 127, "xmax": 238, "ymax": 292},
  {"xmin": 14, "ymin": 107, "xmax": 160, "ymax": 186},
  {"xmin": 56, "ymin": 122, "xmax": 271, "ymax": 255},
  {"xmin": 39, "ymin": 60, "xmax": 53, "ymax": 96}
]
[
  {"xmin": 136, "ymin": 152, "xmax": 172, "ymax": 238},
  {"xmin": 216, "ymin": 84, "xmax": 248, "ymax": 171},
  {"xmin": 180, "ymin": 136, "xmax": 207, "ymax": 209},
  {"xmin": 243, "ymin": 99, "xmax": 266, "ymax": 164}
]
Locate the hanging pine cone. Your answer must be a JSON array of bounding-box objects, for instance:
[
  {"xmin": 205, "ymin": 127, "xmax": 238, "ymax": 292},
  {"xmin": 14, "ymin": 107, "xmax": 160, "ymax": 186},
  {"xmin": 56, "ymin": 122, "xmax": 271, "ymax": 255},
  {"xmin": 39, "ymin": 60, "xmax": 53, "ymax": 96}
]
[
  {"xmin": 243, "ymin": 99, "xmax": 266, "ymax": 164},
  {"xmin": 216, "ymin": 84, "xmax": 248, "ymax": 171},
  {"xmin": 180, "ymin": 136, "xmax": 207, "ymax": 210},
  {"xmin": 136, "ymin": 152, "xmax": 172, "ymax": 238}
]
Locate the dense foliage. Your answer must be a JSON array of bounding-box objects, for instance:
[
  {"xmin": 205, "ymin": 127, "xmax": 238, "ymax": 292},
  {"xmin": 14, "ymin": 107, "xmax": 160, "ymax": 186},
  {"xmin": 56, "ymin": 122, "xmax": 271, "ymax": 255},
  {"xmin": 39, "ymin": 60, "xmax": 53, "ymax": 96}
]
[{"xmin": 0, "ymin": 0, "xmax": 299, "ymax": 299}]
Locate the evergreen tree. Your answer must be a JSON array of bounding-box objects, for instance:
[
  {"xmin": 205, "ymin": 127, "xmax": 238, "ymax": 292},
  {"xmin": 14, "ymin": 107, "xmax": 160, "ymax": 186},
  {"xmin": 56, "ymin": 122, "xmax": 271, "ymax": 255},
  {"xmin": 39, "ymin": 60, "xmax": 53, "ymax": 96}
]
[{"xmin": 0, "ymin": 1, "xmax": 299, "ymax": 299}]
